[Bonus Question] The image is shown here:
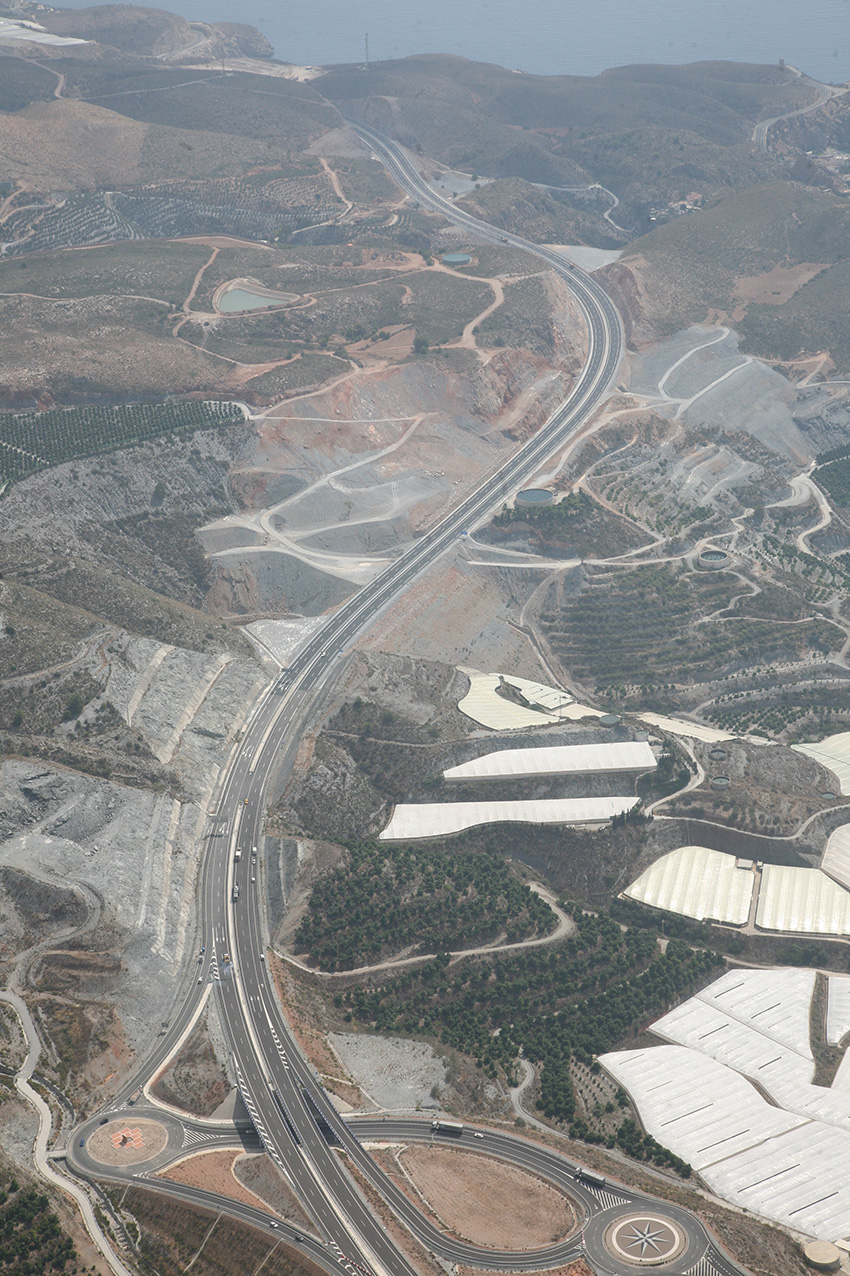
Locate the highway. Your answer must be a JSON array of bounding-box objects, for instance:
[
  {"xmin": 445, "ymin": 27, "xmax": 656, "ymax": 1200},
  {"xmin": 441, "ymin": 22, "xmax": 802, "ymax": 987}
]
[
  {"xmin": 67, "ymin": 126, "xmax": 745, "ymax": 1276},
  {"xmin": 752, "ymin": 70, "xmax": 846, "ymax": 152}
]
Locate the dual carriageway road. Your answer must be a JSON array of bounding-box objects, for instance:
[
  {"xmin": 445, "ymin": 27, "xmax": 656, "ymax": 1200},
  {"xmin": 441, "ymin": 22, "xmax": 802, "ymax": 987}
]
[{"xmin": 67, "ymin": 126, "xmax": 747, "ymax": 1276}]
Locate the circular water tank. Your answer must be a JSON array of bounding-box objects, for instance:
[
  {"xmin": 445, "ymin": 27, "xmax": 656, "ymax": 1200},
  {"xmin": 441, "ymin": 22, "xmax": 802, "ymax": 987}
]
[
  {"xmin": 442, "ymin": 252, "xmax": 471, "ymax": 266},
  {"xmin": 803, "ymin": 1240, "xmax": 840, "ymax": 1271},
  {"xmin": 822, "ymin": 792, "xmax": 838, "ymax": 801},
  {"xmin": 513, "ymin": 487, "xmax": 553, "ymax": 507},
  {"xmin": 600, "ymin": 714, "xmax": 621, "ymax": 727},
  {"xmin": 710, "ymin": 775, "xmax": 731, "ymax": 790},
  {"xmin": 709, "ymin": 748, "xmax": 727, "ymax": 761},
  {"xmin": 515, "ymin": 488, "xmax": 554, "ymax": 507},
  {"xmin": 698, "ymin": 548, "xmax": 729, "ymax": 570}
]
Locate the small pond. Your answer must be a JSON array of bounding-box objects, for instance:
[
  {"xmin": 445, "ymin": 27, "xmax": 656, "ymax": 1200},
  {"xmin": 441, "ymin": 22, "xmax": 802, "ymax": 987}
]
[{"xmin": 217, "ymin": 283, "xmax": 298, "ymax": 313}]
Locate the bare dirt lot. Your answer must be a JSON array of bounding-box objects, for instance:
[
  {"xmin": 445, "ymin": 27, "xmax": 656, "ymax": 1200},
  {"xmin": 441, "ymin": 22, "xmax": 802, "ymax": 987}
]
[
  {"xmin": 160, "ymin": 1149, "xmax": 274, "ymax": 1213},
  {"xmin": 395, "ymin": 1145, "xmax": 578, "ymax": 1249}
]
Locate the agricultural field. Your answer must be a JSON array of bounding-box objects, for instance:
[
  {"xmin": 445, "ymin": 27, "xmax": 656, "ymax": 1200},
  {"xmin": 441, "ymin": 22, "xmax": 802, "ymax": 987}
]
[
  {"xmin": 1, "ymin": 169, "xmax": 344, "ymax": 260},
  {"xmin": 335, "ymin": 906, "xmax": 719, "ymax": 1168},
  {"xmin": 740, "ymin": 256, "xmax": 850, "ymax": 372},
  {"xmin": 280, "ymin": 683, "xmax": 655, "ymax": 844},
  {"xmin": 0, "ymin": 229, "xmax": 509, "ymax": 402},
  {"xmin": 0, "ymin": 240, "xmax": 211, "ymax": 303},
  {"xmin": 294, "ymin": 843, "xmax": 556, "ymax": 970},
  {"xmin": 0, "ymin": 400, "xmax": 242, "ymax": 488},
  {"xmin": 243, "ymin": 354, "xmax": 351, "ymax": 399},
  {"xmin": 331, "ymin": 157, "xmax": 403, "ymax": 207},
  {"xmin": 195, "ymin": 265, "xmax": 494, "ymax": 359},
  {"xmin": 540, "ymin": 562, "xmax": 837, "ymax": 698},
  {"xmin": 189, "ymin": 244, "xmax": 401, "ymax": 310}
]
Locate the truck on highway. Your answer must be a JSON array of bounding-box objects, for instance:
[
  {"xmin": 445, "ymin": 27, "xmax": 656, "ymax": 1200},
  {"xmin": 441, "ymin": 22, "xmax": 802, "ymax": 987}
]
[
  {"xmin": 577, "ymin": 1168, "xmax": 606, "ymax": 1189},
  {"xmin": 234, "ymin": 848, "xmax": 242, "ymax": 861},
  {"xmin": 431, "ymin": 1119, "xmax": 464, "ymax": 1137},
  {"xmin": 232, "ymin": 883, "xmax": 240, "ymax": 902}
]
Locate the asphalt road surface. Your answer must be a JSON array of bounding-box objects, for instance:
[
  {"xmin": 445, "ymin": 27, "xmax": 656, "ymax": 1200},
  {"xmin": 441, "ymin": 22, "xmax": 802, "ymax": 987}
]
[
  {"xmin": 67, "ymin": 126, "xmax": 749, "ymax": 1276},
  {"xmin": 752, "ymin": 71, "xmax": 845, "ymax": 152}
]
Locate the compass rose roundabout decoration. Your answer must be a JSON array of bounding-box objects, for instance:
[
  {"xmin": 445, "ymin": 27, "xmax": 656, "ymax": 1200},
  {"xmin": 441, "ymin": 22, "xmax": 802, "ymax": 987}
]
[{"xmin": 606, "ymin": 1214, "xmax": 686, "ymax": 1266}]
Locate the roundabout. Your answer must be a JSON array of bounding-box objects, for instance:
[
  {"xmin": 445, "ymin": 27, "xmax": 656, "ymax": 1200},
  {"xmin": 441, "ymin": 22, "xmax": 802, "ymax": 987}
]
[
  {"xmin": 605, "ymin": 1213, "xmax": 686, "ymax": 1266},
  {"xmin": 87, "ymin": 1118, "xmax": 169, "ymax": 1168}
]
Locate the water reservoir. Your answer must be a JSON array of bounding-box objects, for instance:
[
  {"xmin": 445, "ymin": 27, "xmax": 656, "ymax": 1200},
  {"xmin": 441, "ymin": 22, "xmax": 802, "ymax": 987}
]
[
  {"xmin": 442, "ymin": 252, "xmax": 472, "ymax": 266},
  {"xmin": 710, "ymin": 775, "xmax": 731, "ymax": 790},
  {"xmin": 709, "ymin": 748, "xmax": 727, "ymax": 761},
  {"xmin": 698, "ymin": 548, "xmax": 729, "ymax": 570},
  {"xmin": 216, "ymin": 282, "xmax": 298, "ymax": 313},
  {"xmin": 515, "ymin": 488, "xmax": 554, "ymax": 507}
]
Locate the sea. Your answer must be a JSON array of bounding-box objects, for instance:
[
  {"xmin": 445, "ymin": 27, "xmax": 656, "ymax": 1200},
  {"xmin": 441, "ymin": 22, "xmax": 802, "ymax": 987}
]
[{"xmin": 54, "ymin": 0, "xmax": 850, "ymax": 83}]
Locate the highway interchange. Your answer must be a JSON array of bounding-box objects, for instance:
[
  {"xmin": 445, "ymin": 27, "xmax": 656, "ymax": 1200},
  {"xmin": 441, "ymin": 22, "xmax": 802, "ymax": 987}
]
[{"xmin": 67, "ymin": 127, "xmax": 748, "ymax": 1276}]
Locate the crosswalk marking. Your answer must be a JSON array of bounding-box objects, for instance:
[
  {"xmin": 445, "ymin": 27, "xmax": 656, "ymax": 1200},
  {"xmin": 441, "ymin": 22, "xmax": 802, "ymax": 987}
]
[
  {"xmin": 585, "ymin": 1186, "xmax": 630, "ymax": 1212},
  {"xmin": 181, "ymin": 1126, "xmax": 210, "ymax": 1147},
  {"xmin": 687, "ymin": 1254, "xmax": 724, "ymax": 1276}
]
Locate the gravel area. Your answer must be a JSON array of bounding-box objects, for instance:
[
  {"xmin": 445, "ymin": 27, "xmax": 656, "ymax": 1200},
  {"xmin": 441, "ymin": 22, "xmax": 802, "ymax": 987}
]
[
  {"xmin": 0, "ymin": 1094, "xmax": 39, "ymax": 1172},
  {"xmin": 233, "ymin": 1154, "xmax": 313, "ymax": 1228},
  {"xmin": 329, "ymin": 1033, "xmax": 447, "ymax": 1111}
]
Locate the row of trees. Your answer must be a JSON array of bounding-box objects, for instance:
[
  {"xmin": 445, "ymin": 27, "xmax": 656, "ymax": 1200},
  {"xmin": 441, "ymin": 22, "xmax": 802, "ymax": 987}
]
[
  {"xmin": 0, "ymin": 400, "xmax": 242, "ymax": 488},
  {"xmin": 615, "ymin": 1117, "xmax": 692, "ymax": 1177}
]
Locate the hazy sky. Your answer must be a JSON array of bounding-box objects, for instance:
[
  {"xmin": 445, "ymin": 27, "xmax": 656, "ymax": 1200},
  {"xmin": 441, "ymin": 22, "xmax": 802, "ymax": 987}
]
[{"xmin": 54, "ymin": 0, "xmax": 850, "ymax": 81}]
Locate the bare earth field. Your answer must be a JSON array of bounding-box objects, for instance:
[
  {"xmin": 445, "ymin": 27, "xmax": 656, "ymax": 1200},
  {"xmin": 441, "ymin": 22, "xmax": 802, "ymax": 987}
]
[
  {"xmin": 160, "ymin": 1149, "xmax": 274, "ymax": 1213},
  {"xmin": 393, "ymin": 1145, "xmax": 578, "ymax": 1249}
]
